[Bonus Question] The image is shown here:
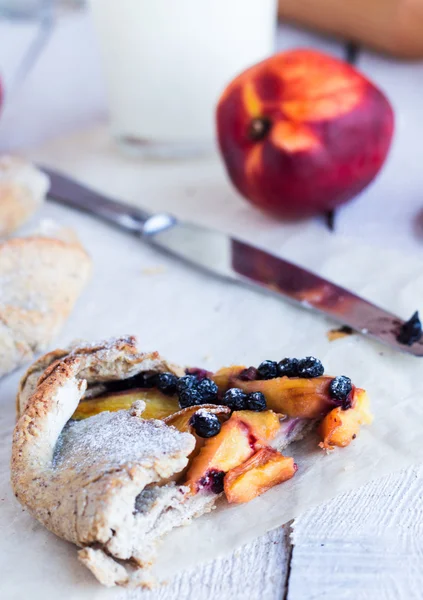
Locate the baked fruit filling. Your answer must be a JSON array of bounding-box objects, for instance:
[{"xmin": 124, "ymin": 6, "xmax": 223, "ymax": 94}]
[{"xmin": 72, "ymin": 356, "xmax": 372, "ymax": 505}]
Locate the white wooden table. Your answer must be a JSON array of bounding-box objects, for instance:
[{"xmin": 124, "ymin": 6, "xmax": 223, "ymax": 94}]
[{"xmin": 1, "ymin": 10, "xmax": 423, "ymax": 600}]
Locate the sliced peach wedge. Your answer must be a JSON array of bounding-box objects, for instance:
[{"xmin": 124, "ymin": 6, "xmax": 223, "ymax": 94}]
[
  {"xmin": 212, "ymin": 365, "xmax": 245, "ymax": 390},
  {"xmin": 233, "ymin": 410, "xmax": 281, "ymax": 443},
  {"xmin": 319, "ymin": 388, "xmax": 373, "ymax": 450},
  {"xmin": 224, "ymin": 447, "xmax": 297, "ymax": 504},
  {"xmin": 213, "ymin": 366, "xmax": 336, "ymax": 419},
  {"xmin": 72, "ymin": 389, "xmax": 179, "ymax": 421},
  {"xmin": 158, "ymin": 405, "xmax": 232, "ymax": 485},
  {"xmin": 184, "ymin": 410, "xmax": 281, "ymax": 494}
]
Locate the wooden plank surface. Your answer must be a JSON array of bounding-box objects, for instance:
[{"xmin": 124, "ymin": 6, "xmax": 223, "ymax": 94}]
[
  {"xmin": 135, "ymin": 527, "xmax": 290, "ymax": 600},
  {"xmin": 1, "ymin": 10, "xmax": 423, "ymax": 600},
  {"xmin": 290, "ymin": 467, "xmax": 423, "ymax": 599}
]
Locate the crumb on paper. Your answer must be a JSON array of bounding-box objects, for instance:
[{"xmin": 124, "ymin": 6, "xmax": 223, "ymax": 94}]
[
  {"xmin": 318, "ymin": 443, "xmax": 333, "ymax": 454},
  {"xmin": 141, "ymin": 265, "xmax": 167, "ymax": 276},
  {"xmin": 35, "ymin": 219, "xmax": 79, "ymax": 243},
  {"xmin": 202, "ymin": 354, "xmax": 213, "ymax": 362},
  {"xmin": 343, "ymin": 462, "xmax": 356, "ymax": 472},
  {"xmin": 327, "ymin": 325, "xmax": 354, "ymax": 342}
]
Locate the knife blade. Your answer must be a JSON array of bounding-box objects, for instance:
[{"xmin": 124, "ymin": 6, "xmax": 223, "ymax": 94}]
[{"xmin": 43, "ymin": 166, "xmax": 423, "ymax": 357}]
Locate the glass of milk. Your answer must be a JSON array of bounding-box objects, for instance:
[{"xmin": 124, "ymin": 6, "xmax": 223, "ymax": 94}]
[{"xmin": 89, "ymin": 0, "xmax": 277, "ymax": 158}]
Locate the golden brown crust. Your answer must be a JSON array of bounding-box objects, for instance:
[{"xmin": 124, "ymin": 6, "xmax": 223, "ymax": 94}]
[
  {"xmin": 11, "ymin": 337, "xmax": 218, "ymax": 587},
  {"xmin": 16, "ymin": 336, "xmax": 184, "ymax": 416},
  {"xmin": 0, "ymin": 156, "xmax": 49, "ymax": 236},
  {"xmin": 0, "ymin": 233, "xmax": 91, "ymax": 379}
]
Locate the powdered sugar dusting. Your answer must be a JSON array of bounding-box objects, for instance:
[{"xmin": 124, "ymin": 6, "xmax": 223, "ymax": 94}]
[
  {"xmin": 68, "ymin": 336, "xmax": 138, "ymax": 364},
  {"xmin": 195, "ymin": 408, "xmax": 218, "ymax": 422},
  {"xmin": 53, "ymin": 409, "xmax": 195, "ymax": 473}
]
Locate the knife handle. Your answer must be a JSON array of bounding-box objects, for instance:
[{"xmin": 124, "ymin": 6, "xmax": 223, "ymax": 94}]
[{"xmin": 43, "ymin": 167, "xmax": 152, "ymax": 233}]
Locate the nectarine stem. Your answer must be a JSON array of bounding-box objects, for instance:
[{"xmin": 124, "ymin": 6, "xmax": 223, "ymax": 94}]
[
  {"xmin": 345, "ymin": 41, "xmax": 360, "ymax": 65},
  {"xmin": 326, "ymin": 209, "xmax": 336, "ymax": 231}
]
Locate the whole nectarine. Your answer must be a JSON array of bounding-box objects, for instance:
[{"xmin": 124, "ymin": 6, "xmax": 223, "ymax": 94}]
[{"xmin": 216, "ymin": 49, "xmax": 394, "ymax": 218}]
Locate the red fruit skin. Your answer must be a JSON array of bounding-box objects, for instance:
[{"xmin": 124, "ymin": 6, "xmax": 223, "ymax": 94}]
[{"xmin": 216, "ymin": 49, "xmax": 394, "ymax": 218}]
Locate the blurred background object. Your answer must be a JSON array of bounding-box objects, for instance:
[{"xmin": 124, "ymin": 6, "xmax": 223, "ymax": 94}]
[
  {"xmin": 0, "ymin": 0, "xmax": 51, "ymax": 18},
  {"xmin": 89, "ymin": 0, "xmax": 277, "ymax": 158},
  {"xmin": 0, "ymin": 0, "xmax": 85, "ymax": 108},
  {"xmin": 0, "ymin": 0, "xmax": 84, "ymax": 16},
  {"xmin": 278, "ymin": 0, "xmax": 423, "ymax": 58},
  {"xmin": 0, "ymin": 0, "xmax": 91, "ymax": 149},
  {"xmin": 0, "ymin": 0, "xmax": 54, "ymax": 98},
  {"xmin": 0, "ymin": 0, "xmax": 422, "ymax": 251}
]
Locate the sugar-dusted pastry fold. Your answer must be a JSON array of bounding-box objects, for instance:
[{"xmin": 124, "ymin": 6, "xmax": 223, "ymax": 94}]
[{"xmin": 12, "ymin": 337, "xmax": 216, "ymax": 587}]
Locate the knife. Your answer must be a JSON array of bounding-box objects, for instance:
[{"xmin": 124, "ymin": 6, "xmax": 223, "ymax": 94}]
[{"xmin": 43, "ymin": 167, "xmax": 423, "ymax": 357}]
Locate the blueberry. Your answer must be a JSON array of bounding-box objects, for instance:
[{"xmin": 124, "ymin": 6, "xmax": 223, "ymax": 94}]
[
  {"xmin": 178, "ymin": 388, "xmax": 203, "ymax": 409},
  {"xmin": 246, "ymin": 391, "xmax": 267, "ymax": 412},
  {"xmin": 176, "ymin": 375, "xmax": 198, "ymax": 394},
  {"xmin": 239, "ymin": 366, "xmax": 258, "ymax": 381},
  {"xmin": 106, "ymin": 372, "xmax": 152, "ymax": 392},
  {"xmin": 185, "ymin": 367, "xmax": 211, "ymax": 380},
  {"xmin": 154, "ymin": 372, "xmax": 178, "ymax": 395},
  {"xmin": 257, "ymin": 360, "xmax": 278, "ymax": 380},
  {"xmin": 329, "ymin": 376, "xmax": 353, "ymax": 409},
  {"xmin": 196, "ymin": 378, "xmax": 218, "ymax": 403},
  {"xmin": 191, "ymin": 411, "xmax": 221, "ymax": 438},
  {"xmin": 199, "ymin": 469, "xmax": 225, "ymax": 494},
  {"xmin": 223, "ymin": 388, "xmax": 248, "ymax": 411},
  {"xmin": 397, "ymin": 311, "xmax": 422, "ymax": 346},
  {"xmin": 208, "ymin": 470, "xmax": 225, "ymax": 493},
  {"xmin": 297, "ymin": 357, "xmax": 324, "ymax": 378},
  {"xmin": 277, "ymin": 358, "xmax": 299, "ymax": 378}
]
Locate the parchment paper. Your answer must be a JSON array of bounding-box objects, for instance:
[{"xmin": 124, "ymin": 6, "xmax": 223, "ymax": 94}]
[{"xmin": 1, "ymin": 131, "xmax": 423, "ymax": 598}]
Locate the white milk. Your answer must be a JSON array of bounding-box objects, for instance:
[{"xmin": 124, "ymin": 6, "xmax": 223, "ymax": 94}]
[{"xmin": 89, "ymin": 0, "xmax": 277, "ymax": 156}]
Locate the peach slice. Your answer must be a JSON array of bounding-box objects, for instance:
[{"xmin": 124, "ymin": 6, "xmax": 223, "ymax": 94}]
[
  {"xmin": 319, "ymin": 388, "xmax": 373, "ymax": 450},
  {"xmin": 224, "ymin": 447, "xmax": 297, "ymax": 504},
  {"xmin": 184, "ymin": 410, "xmax": 281, "ymax": 494},
  {"xmin": 72, "ymin": 389, "xmax": 179, "ymax": 421},
  {"xmin": 213, "ymin": 367, "xmax": 335, "ymax": 419},
  {"xmin": 213, "ymin": 365, "xmax": 245, "ymax": 390},
  {"xmin": 233, "ymin": 410, "xmax": 281, "ymax": 444},
  {"xmin": 239, "ymin": 376, "xmax": 335, "ymax": 418},
  {"xmin": 158, "ymin": 405, "xmax": 231, "ymax": 486},
  {"xmin": 184, "ymin": 417, "xmax": 253, "ymax": 494},
  {"xmin": 164, "ymin": 404, "xmax": 231, "ymax": 433}
]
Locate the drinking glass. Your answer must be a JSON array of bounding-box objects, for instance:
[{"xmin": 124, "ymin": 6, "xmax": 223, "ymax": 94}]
[{"xmin": 89, "ymin": 0, "xmax": 277, "ymax": 158}]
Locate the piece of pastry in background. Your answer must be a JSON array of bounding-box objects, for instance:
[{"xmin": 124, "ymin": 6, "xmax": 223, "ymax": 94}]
[
  {"xmin": 0, "ymin": 156, "xmax": 49, "ymax": 237},
  {"xmin": 0, "ymin": 228, "xmax": 91, "ymax": 378}
]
